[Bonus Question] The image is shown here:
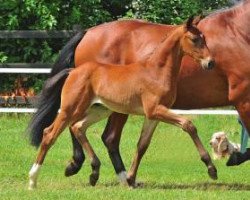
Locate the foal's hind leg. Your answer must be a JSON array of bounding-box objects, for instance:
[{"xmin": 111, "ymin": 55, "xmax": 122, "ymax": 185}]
[
  {"xmin": 28, "ymin": 112, "xmax": 68, "ymax": 190},
  {"xmin": 148, "ymin": 105, "xmax": 217, "ymax": 180},
  {"xmin": 71, "ymin": 123, "xmax": 100, "ymax": 186},
  {"xmin": 70, "ymin": 106, "xmax": 112, "ymax": 186},
  {"xmin": 64, "ymin": 128, "xmax": 85, "ymax": 177},
  {"xmin": 65, "ymin": 112, "xmax": 129, "ymax": 183},
  {"xmin": 127, "ymin": 118, "xmax": 158, "ymax": 187}
]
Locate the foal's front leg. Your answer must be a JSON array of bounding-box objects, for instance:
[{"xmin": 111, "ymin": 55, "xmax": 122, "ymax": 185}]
[
  {"xmin": 127, "ymin": 118, "xmax": 158, "ymax": 187},
  {"xmin": 149, "ymin": 105, "xmax": 217, "ymax": 180}
]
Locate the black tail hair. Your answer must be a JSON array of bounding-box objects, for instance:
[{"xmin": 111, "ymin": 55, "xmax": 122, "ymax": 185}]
[
  {"xmin": 27, "ymin": 31, "xmax": 85, "ymax": 147},
  {"xmin": 51, "ymin": 31, "xmax": 85, "ymax": 76}
]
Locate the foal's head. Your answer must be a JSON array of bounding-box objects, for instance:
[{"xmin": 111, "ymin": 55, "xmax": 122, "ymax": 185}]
[{"xmin": 180, "ymin": 16, "xmax": 215, "ymax": 70}]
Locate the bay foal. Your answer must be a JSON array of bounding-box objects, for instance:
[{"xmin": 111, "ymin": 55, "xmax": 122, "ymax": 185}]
[{"xmin": 28, "ymin": 17, "xmax": 216, "ymax": 189}]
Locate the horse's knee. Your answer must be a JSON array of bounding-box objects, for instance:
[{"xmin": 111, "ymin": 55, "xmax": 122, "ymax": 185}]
[
  {"xmin": 71, "ymin": 122, "xmax": 84, "ymax": 139},
  {"xmin": 182, "ymin": 120, "xmax": 197, "ymax": 134}
]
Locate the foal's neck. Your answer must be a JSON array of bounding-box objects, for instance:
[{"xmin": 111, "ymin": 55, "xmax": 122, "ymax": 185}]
[{"xmin": 146, "ymin": 26, "xmax": 184, "ymax": 81}]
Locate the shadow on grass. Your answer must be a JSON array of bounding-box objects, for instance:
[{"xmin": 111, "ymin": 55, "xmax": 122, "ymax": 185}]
[{"xmin": 103, "ymin": 181, "xmax": 250, "ymax": 191}]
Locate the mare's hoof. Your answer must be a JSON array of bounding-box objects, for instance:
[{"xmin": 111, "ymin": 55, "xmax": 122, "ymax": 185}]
[
  {"xmin": 65, "ymin": 161, "xmax": 81, "ymax": 177},
  {"xmin": 226, "ymin": 152, "xmax": 242, "ymax": 166},
  {"xmin": 208, "ymin": 166, "xmax": 218, "ymax": 180},
  {"xmin": 89, "ymin": 173, "xmax": 99, "ymax": 186}
]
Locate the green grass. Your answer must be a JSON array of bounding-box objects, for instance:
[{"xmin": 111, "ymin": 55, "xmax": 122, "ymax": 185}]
[{"xmin": 0, "ymin": 114, "xmax": 249, "ymax": 199}]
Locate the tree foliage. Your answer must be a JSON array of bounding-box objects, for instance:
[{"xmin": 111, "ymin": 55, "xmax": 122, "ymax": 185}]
[
  {"xmin": 131, "ymin": 0, "xmax": 230, "ymax": 24},
  {"xmin": 0, "ymin": 0, "xmax": 231, "ymax": 93}
]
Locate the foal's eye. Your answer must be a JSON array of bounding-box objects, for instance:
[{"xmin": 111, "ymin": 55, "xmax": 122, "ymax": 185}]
[{"xmin": 191, "ymin": 37, "xmax": 200, "ymax": 43}]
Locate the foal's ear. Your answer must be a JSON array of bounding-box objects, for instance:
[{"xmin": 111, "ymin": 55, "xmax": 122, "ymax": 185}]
[
  {"xmin": 185, "ymin": 16, "xmax": 194, "ymax": 31},
  {"xmin": 185, "ymin": 15, "xmax": 203, "ymax": 31},
  {"xmin": 192, "ymin": 15, "xmax": 203, "ymax": 26}
]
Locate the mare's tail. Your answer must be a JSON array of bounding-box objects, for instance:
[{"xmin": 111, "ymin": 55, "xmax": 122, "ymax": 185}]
[{"xmin": 27, "ymin": 31, "xmax": 85, "ymax": 147}]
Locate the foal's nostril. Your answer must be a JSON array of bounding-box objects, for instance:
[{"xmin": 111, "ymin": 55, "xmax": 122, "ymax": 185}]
[{"xmin": 207, "ymin": 60, "xmax": 215, "ymax": 69}]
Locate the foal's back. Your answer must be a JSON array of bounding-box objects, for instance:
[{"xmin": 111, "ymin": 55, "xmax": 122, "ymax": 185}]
[{"xmin": 65, "ymin": 61, "xmax": 148, "ymax": 115}]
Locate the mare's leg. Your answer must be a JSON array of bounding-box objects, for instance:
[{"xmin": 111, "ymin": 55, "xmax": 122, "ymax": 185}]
[
  {"xmin": 101, "ymin": 112, "xmax": 129, "ymax": 184},
  {"xmin": 70, "ymin": 106, "xmax": 111, "ymax": 186},
  {"xmin": 227, "ymin": 100, "xmax": 250, "ymax": 166},
  {"xmin": 28, "ymin": 112, "xmax": 68, "ymax": 190},
  {"xmin": 126, "ymin": 118, "xmax": 158, "ymax": 187},
  {"xmin": 236, "ymin": 100, "xmax": 250, "ymax": 136}
]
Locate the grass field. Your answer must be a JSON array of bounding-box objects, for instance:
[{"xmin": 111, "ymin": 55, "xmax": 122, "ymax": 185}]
[{"xmin": 0, "ymin": 114, "xmax": 250, "ymax": 199}]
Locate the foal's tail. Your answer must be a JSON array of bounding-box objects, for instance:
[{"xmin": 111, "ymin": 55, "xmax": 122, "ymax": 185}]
[{"xmin": 27, "ymin": 31, "xmax": 85, "ymax": 147}]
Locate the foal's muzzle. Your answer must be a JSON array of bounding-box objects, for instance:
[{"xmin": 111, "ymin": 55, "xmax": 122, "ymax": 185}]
[{"xmin": 201, "ymin": 57, "xmax": 215, "ymax": 70}]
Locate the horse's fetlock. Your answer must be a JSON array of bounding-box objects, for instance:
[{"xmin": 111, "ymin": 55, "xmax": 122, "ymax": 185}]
[
  {"xmin": 91, "ymin": 157, "xmax": 101, "ymax": 169},
  {"xmin": 89, "ymin": 172, "xmax": 99, "ymax": 186},
  {"xmin": 137, "ymin": 142, "xmax": 149, "ymax": 154},
  {"xmin": 201, "ymin": 153, "xmax": 211, "ymax": 165}
]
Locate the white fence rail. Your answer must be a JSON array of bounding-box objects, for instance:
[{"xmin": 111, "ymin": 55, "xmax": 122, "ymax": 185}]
[
  {"xmin": 0, "ymin": 108, "xmax": 238, "ymax": 115},
  {"xmin": 0, "ymin": 68, "xmax": 51, "ymax": 74}
]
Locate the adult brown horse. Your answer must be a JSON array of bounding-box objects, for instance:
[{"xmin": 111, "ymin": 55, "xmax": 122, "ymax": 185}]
[
  {"xmin": 27, "ymin": 0, "xmax": 250, "ymax": 185},
  {"xmin": 28, "ymin": 17, "xmax": 215, "ymax": 189}
]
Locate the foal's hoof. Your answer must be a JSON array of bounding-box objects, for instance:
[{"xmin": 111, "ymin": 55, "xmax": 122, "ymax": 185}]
[
  {"xmin": 65, "ymin": 161, "xmax": 81, "ymax": 177},
  {"xmin": 126, "ymin": 177, "xmax": 137, "ymax": 188},
  {"xmin": 89, "ymin": 173, "xmax": 99, "ymax": 186},
  {"xmin": 28, "ymin": 180, "xmax": 37, "ymax": 190},
  {"xmin": 208, "ymin": 166, "xmax": 218, "ymax": 180}
]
